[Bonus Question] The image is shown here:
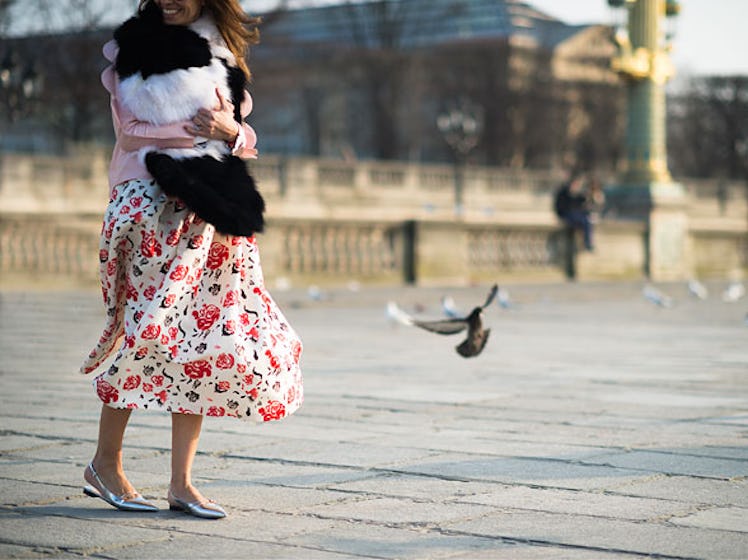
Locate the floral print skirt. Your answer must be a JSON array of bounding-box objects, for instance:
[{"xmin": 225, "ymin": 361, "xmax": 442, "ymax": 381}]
[{"xmin": 81, "ymin": 178, "xmax": 303, "ymax": 422}]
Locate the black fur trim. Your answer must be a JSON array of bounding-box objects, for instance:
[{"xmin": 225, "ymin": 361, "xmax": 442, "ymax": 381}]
[
  {"xmin": 114, "ymin": 2, "xmax": 212, "ymax": 79},
  {"xmin": 145, "ymin": 153, "xmax": 265, "ymax": 236},
  {"xmin": 223, "ymin": 62, "xmax": 248, "ymax": 123}
]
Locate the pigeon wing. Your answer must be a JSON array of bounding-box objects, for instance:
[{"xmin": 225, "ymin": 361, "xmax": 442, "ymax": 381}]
[
  {"xmin": 412, "ymin": 318, "xmax": 468, "ymax": 335},
  {"xmin": 480, "ymin": 284, "xmax": 499, "ymax": 309}
]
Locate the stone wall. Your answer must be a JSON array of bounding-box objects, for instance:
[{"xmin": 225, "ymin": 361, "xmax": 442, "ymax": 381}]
[{"xmin": 0, "ymin": 149, "xmax": 745, "ymax": 286}]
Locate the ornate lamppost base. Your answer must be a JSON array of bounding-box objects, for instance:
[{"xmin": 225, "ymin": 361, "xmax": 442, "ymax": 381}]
[{"xmin": 605, "ymin": 180, "xmax": 690, "ymax": 281}]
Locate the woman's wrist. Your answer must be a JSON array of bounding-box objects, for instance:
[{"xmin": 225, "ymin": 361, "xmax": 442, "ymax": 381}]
[{"xmin": 226, "ymin": 123, "xmax": 240, "ymax": 148}]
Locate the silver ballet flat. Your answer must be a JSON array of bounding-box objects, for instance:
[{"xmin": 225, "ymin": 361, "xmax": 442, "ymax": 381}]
[
  {"xmin": 168, "ymin": 490, "xmax": 227, "ymax": 519},
  {"xmin": 83, "ymin": 462, "xmax": 158, "ymax": 512}
]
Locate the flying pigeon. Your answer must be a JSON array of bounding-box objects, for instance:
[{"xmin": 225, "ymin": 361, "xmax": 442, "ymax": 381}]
[{"xmin": 411, "ymin": 284, "xmax": 498, "ymax": 358}]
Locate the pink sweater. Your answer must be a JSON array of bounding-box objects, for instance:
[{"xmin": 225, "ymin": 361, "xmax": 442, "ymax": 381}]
[{"xmin": 101, "ymin": 40, "xmax": 258, "ymax": 191}]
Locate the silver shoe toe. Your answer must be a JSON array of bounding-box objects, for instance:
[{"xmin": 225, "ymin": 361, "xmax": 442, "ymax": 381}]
[
  {"xmin": 83, "ymin": 463, "xmax": 159, "ymax": 512},
  {"xmin": 168, "ymin": 492, "xmax": 227, "ymax": 519}
]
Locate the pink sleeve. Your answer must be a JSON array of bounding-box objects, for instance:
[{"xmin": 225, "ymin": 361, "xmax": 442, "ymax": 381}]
[
  {"xmin": 103, "ymin": 64, "xmax": 195, "ymax": 152},
  {"xmin": 231, "ymin": 91, "xmax": 258, "ymax": 159},
  {"xmin": 231, "ymin": 123, "xmax": 258, "ymax": 159}
]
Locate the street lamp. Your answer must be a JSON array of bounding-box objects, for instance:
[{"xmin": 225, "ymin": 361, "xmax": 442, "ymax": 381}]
[
  {"xmin": 1, "ymin": 48, "xmax": 43, "ymax": 122},
  {"xmin": 436, "ymin": 97, "xmax": 484, "ymax": 216}
]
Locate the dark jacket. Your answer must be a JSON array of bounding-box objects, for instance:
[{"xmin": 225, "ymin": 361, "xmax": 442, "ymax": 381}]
[{"xmin": 554, "ymin": 183, "xmax": 588, "ymax": 217}]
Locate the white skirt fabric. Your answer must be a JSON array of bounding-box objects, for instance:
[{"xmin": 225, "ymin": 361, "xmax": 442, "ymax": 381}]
[{"xmin": 81, "ymin": 179, "xmax": 303, "ymax": 422}]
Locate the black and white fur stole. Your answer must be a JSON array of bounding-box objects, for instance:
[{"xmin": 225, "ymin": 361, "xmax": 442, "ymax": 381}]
[{"xmin": 113, "ymin": 2, "xmax": 264, "ymax": 236}]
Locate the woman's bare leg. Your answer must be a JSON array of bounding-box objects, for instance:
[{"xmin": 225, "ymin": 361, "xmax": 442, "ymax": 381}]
[
  {"xmin": 169, "ymin": 413, "xmax": 206, "ymax": 502},
  {"xmin": 86, "ymin": 404, "xmax": 137, "ymax": 495}
]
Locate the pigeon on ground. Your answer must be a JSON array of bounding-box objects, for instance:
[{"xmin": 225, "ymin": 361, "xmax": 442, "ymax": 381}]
[
  {"xmin": 385, "ymin": 301, "xmax": 415, "ymax": 327},
  {"xmin": 411, "ymin": 284, "xmax": 498, "ymax": 358},
  {"xmin": 643, "ymin": 284, "xmax": 673, "ymax": 308},
  {"xmin": 722, "ymin": 281, "xmax": 745, "ymax": 303},
  {"xmin": 441, "ymin": 295, "xmax": 461, "ymax": 318},
  {"xmin": 687, "ymin": 279, "xmax": 708, "ymax": 300},
  {"xmin": 497, "ymin": 286, "xmax": 513, "ymax": 309}
]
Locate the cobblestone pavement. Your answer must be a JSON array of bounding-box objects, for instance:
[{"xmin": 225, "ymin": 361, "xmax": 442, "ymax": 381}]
[{"xmin": 1, "ymin": 281, "xmax": 747, "ymax": 559}]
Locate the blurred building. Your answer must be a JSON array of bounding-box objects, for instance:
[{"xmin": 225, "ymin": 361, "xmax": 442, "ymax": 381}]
[
  {"xmin": 1, "ymin": 0, "xmax": 624, "ymax": 170},
  {"xmin": 251, "ymin": 0, "xmax": 624, "ymax": 169}
]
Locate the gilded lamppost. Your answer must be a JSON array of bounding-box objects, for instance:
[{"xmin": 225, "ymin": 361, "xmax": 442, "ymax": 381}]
[
  {"xmin": 608, "ymin": 0, "xmax": 680, "ymax": 186},
  {"xmin": 606, "ymin": 0, "xmax": 687, "ymax": 280}
]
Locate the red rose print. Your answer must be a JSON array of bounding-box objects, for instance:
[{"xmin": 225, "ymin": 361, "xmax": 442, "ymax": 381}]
[
  {"xmin": 160, "ymin": 334, "xmax": 169, "ymax": 345},
  {"xmin": 135, "ymin": 347, "xmax": 148, "ymax": 359},
  {"xmin": 125, "ymin": 335, "xmax": 135, "ymax": 349},
  {"xmin": 292, "ymin": 340, "xmax": 302, "ymax": 364},
  {"xmin": 122, "ymin": 375, "xmax": 141, "ymax": 391},
  {"xmin": 259, "ymin": 400, "xmax": 286, "ymax": 421},
  {"xmin": 166, "ymin": 229, "xmax": 180, "ymax": 246},
  {"xmin": 99, "ymin": 249, "xmax": 108, "ymax": 263},
  {"xmin": 96, "ymin": 378, "xmax": 119, "ymax": 404},
  {"xmin": 155, "ymin": 390, "xmax": 167, "ymax": 403},
  {"xmin": 132, "ymin": 211, "xmax": 143, "ymax": 224},
  {"xmin": 206, "ymin": 242, "xmax": 230, "ymax": 270},
  {"xmin": 236, "ymin": 363, "xmax": 247, "ymax": 374},
  {"xmin": 222, "ymin": 290, "xmax": 238, "ymax": 308},
  {"xmin": 248, "ymin": 327, "xmax": 259, "ymax": 339},
  {"xmin": 192, "ymin": 304, "xmax": 220, "ymax": 331},
  {"xmin": 168, "ymin": 327, "xmax": 178, "ymax": 340},
  {"xmin": 106, "ymin": 258, "xmax": 118, "ymax": 277},
  {"xmin": 141, "ymin": 230, "xmax": 163, "ymax": 258},
  {"xmin": 105, "ymin": 219, "xmax": 115, "ymax": 240},
  {"xmin": 141, "ymin": 324, "xmax": 161, "ymax": 340},
  {"xmin": 207, "ymin": 406, "xmax": 226, "ymax": 417},
  {"xmin": 184, "ymin": 360, "xmax": 212, "ymax": 379},
  {"xmin": 248, "ymin": 388, "xmax": 258, "ymax": 400},
  {"xmin": 163, "ymin": 294, "xmax": 176, "ymax": 307},
  {"xmin": 215, "ymin": 381, "xmax": 230, "ymax": 393},
  {"xmin": 265, "ymin": 350, "xmax": 280, "ymax": 370},
  {"xmin": 169, "ymin": 345, "xmax": 178, "ymax": 359},
  {"xmin": 215, "ymin": 353, "xmax": 235, "ymax": 369},
  {"xmin": 143, "ymin": 285, "xmax": 157, "ymax": 300},
  {"xmin": 151, "ymin": 375, "xmax": 164, "ymax": 387},
  {"xmin": 143, "ymin": 382, "xmax": 153, "ymax": 392},
  {"xmin": 170, "ymin": 265, "xmax": 188, "ymax": 281},
  {"xmin": 223, "ymin": 320, "xmax": 236, "ymax": 335},
  {"xmin": 243, "ymin": 374, "xmax": 254, "ymax": 385},
  {"xmin": 130, "ymin": 196, "xmax": 143, "ymax": 208},
  {"xmin": 126, "ymin": 282, "xmax": 138, "ymax": 301},
  {"xmin": 119, "ymin": 205, "xmax": 131, "ymax": 215},
  {"xmin": 189, "ymin": 234, "xmax": 204, "ymax": 248},
  {"xmin": 287, "ymin": 387, "xmax": 296, "ymax": 404}
]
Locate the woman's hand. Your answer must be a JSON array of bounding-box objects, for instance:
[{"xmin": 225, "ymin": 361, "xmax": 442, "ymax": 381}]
[{"xmin": 184, "ymin": 88, "xmax": 240, "ymax": 144}]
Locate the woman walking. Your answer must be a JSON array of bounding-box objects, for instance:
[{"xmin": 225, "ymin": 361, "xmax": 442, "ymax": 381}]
[{"xmin": 81, "ymin": 0, "xmax": 303, "ymax": 519}]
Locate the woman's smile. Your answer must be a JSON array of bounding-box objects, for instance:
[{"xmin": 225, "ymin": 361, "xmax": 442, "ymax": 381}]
[{"xmin": 155, "ymin": 0, "xmax": 202, "ymax": 25}]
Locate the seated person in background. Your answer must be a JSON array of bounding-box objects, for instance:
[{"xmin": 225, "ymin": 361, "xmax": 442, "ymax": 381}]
[{"xmin": 554, "ymin": 172, "xmax": 596, "ymax": 251}]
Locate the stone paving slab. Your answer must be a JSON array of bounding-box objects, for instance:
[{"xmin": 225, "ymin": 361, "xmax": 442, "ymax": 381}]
[
  {"xmin": 445, "ymin": 511, "xmax": 748, "ymax": 559},
  {"xmin": 1, "ymin": 281, "xmax": 747, "ymax": 559}
]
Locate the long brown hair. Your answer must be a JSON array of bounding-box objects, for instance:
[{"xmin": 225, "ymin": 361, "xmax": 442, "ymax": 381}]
[{"xmin": 137, "ymin": 0, "xmax": 260, "ymax": 78}]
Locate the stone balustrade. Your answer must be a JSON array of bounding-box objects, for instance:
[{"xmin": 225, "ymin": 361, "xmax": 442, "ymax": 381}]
[{"xmin": 0, "ymin": 148, "xmax": 746, "ymax": 286}]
